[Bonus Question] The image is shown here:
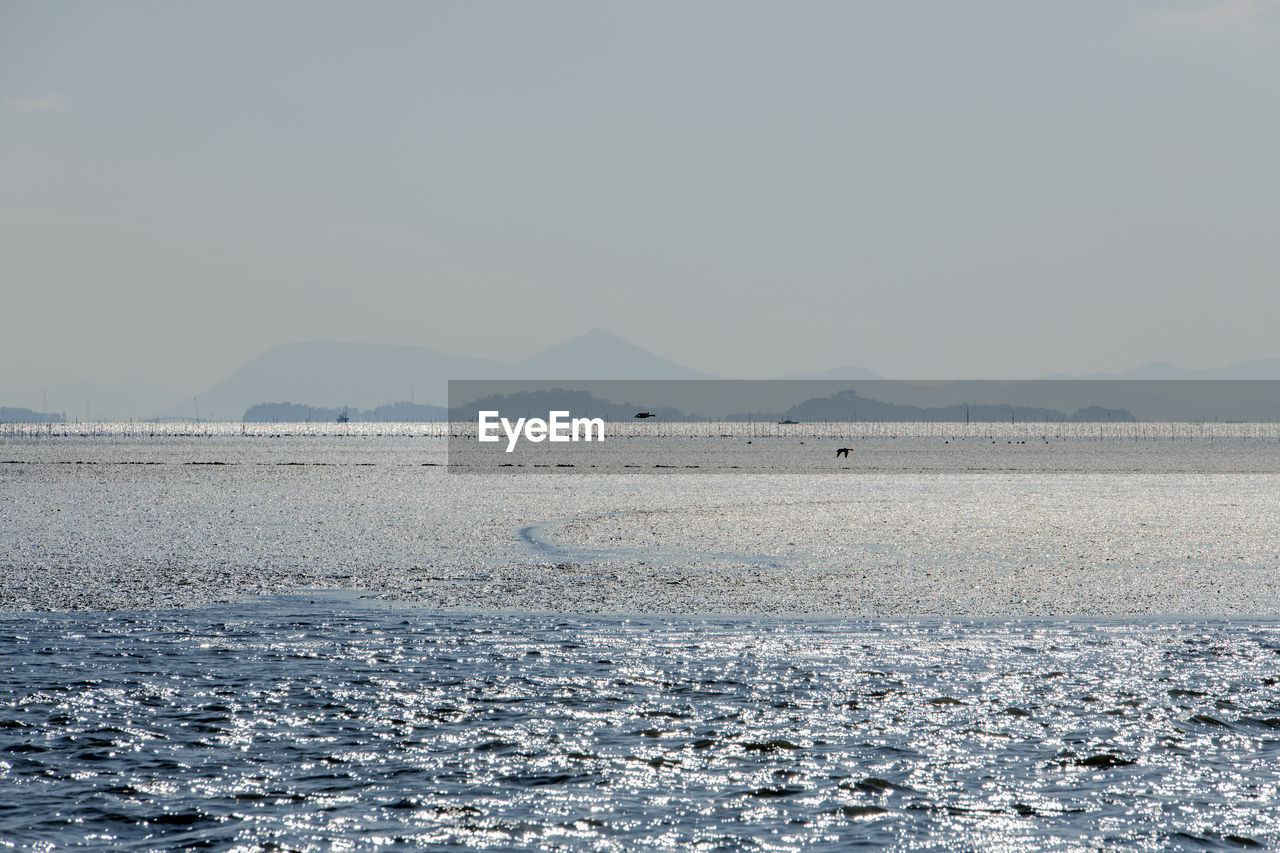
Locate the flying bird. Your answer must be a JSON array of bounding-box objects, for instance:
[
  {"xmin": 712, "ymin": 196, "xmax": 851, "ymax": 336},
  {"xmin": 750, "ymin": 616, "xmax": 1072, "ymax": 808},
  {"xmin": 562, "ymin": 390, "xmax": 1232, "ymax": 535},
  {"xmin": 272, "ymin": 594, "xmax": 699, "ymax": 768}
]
[
  {"xmin": 836, "ymin": 447, "xmax": 851, "ymax": 458},
  {"xmin": 634, "ymin": 412, "xmax": 656, "ymax": 419}
]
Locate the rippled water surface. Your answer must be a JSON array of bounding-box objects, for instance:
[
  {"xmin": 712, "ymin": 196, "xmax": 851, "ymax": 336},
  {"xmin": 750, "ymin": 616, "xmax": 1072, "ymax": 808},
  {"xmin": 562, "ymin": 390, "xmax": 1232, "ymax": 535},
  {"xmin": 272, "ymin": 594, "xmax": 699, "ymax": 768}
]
[{"xmin": 3, "ymin": 595, "xmax": 1279, "ymax": 851}]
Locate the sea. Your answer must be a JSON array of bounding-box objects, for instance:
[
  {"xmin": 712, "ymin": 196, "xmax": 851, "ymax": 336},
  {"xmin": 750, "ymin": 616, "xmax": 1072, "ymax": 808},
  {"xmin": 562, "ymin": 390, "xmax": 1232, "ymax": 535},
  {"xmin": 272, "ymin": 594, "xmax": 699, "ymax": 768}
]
[{"xmin": 2, "ymin": 423, "xmax": 1279, "ymax": 851}]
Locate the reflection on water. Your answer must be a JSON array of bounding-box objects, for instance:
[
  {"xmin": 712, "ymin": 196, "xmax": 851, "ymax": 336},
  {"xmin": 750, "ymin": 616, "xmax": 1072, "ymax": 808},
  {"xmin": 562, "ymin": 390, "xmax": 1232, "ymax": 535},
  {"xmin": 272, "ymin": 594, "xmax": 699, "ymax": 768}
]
[{"xmin": 2, "ymin": 594, "xmax": 1278, "ymax": 850}]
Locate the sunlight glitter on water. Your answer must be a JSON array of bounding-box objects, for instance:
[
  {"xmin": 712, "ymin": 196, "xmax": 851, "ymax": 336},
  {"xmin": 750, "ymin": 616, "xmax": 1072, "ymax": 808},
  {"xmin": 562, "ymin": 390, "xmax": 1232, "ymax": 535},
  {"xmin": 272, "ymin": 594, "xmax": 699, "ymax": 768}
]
[{"xmin": 2, "ymin": 597, "xmax": 1279, "ymax": 850}]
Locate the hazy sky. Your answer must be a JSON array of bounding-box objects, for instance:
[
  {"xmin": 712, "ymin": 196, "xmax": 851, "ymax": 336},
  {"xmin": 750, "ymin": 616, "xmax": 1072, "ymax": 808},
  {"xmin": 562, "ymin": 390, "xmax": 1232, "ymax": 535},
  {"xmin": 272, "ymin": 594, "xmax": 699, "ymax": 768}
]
[{"xmin": 3, "ymin": 1, "xmax": 1278, "ymax": 391}]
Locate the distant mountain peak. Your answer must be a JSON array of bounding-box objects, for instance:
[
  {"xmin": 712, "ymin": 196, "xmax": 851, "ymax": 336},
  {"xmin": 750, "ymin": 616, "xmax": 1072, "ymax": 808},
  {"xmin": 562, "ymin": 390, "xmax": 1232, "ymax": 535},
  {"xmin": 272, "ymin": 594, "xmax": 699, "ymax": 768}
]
[
  {"xmin": 516, "ymin": 329, "xmax": 716, "ymax": 380},
  {"xmin": 148, "ymin": 329, "xmax": 717, "ymax": 419},
  {"xmin": 577, "ymin": 327, "xmax": 631, "ymax": 342}
]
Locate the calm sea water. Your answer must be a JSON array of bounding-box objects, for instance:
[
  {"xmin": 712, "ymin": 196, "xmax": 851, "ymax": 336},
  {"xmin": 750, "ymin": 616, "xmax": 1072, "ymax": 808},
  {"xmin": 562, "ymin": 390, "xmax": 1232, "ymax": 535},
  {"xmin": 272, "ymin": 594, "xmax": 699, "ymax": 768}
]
[{"xmin": 2, "ymin": 594, "xmax": 1279, "ymax": 851}]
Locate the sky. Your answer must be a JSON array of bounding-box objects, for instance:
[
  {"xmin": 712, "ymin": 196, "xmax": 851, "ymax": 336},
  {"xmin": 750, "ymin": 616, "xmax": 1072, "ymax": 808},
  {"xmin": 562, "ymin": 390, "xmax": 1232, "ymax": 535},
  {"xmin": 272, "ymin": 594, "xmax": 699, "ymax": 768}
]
[{"xmin": 3, "ymin": 1, "xmax": 1279, "ymax": 393}]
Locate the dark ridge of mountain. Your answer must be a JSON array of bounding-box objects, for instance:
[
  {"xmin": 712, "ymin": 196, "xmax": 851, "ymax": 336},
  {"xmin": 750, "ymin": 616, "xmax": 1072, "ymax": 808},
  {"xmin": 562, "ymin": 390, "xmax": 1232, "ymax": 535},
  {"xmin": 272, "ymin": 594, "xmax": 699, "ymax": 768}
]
[
  {"xmin": 777, "ymin": 366, "xmax": 883, "ymax": 380},
  {"xmin": 443, "ymin": 387, "xmax": 1139, "ymax": 423},
  {"xmin": 0, "ymin": 406, "xmax": 65, "ymax": 423},
  {"xmin": 514, "ymin": 329, "xmax": 717, "ymax": 379},
  {"xmin": 779, "ymin": 381, "xmax": 1280, "ymax": 422},
  {"xmin": 230, "ymin": 377, "xmax": 1277, "ymax": 424},
  {"xmin": 775, "ymin": 390, "xmax": 1126, "ymax": 423}
]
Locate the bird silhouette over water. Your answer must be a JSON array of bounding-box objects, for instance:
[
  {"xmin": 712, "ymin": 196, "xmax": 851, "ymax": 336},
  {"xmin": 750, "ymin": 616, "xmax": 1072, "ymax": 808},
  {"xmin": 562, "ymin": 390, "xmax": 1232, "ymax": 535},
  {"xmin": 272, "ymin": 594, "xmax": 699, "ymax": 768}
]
[
  {"xmin": 836, "ymin": 447, "xmax": 851, "ymax": 458},
  {"xmin": 634, "ymin": 412, "xmax": 655, "ymax": 419}
]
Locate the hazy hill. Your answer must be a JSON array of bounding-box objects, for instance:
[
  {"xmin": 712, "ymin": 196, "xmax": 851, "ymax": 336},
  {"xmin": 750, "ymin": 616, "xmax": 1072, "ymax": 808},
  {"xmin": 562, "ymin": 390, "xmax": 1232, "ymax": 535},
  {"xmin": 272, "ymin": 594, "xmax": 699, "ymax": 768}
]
[
  {"xmin": 165, "ymin": 342, "xmax": 508, "ymax": 421},
  {"xmin": 162, "ymin": 330, "xmax": 717, "ymax": 421},
  {"xmin": 18, "ymin": 331, "xmax": 1280, "ymax": 421},
  {"xmin": 516, "ymin": 328, "xmax": 716, "ymax": 380}
]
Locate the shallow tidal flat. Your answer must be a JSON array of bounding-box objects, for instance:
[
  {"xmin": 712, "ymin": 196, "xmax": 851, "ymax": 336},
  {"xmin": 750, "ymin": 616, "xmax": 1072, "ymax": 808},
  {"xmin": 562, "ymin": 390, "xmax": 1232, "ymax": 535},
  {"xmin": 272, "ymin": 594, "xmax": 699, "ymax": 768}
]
[
  {"xmin": 5, "ymin": 430, "xmax": 1280, "ymax": 850},
  {"xmin": 2, "ymin": 430, "xmax": 1278, "ymax": 617}
]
